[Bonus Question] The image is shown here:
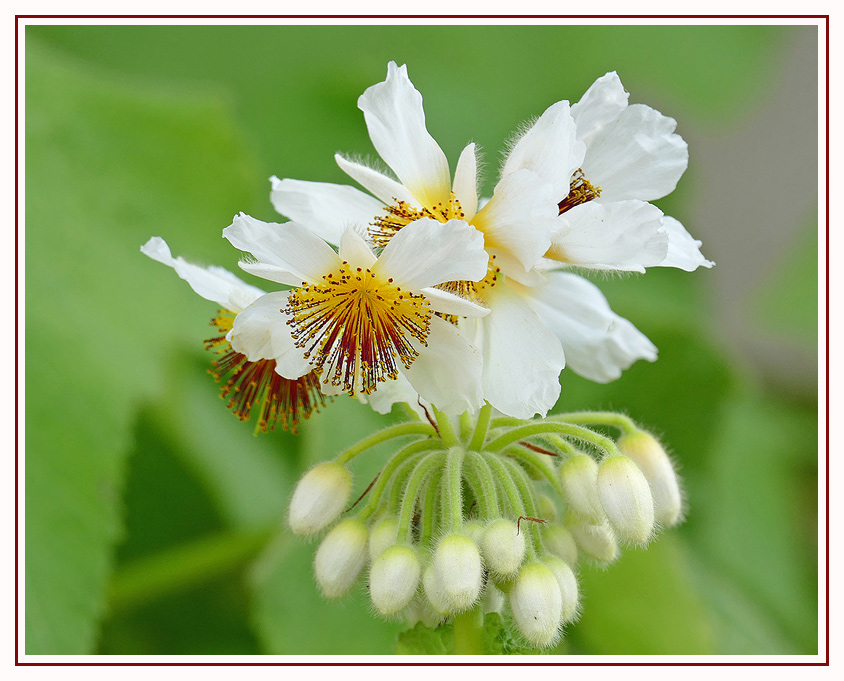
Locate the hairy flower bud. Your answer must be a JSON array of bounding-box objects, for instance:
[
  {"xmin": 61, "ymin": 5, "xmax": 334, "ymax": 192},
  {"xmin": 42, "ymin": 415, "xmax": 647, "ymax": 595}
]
[
  {"xmin": 537, "ymin": 494, "xmax": 558, "ymax": 522},
  {"xmin": 422, "ymin": 564, "xmax": 450, "ymax": 615},
  {"xmin": 314, "ymin": 518, "xmax": 368, "ymax": 598},
  {"xmin": 542, "ymin": 524, "xmax": 578, "ymax": 566},
  {"xmin": 566, "ymin": 514, "xmax": 619, "ymax": 563},
  {"xmin": 483, "ymin": 582, "xmax": 505, "ymax": 614},
  {"xmin": 560, "ymin": 454, "xmax": 604, "ymax": 522},
  {"xmin": 597, "ymin": 455, "xmax": 655, "ymax": 545},
  {"xmin": 288, "ymin": 461, "xmax": 352, "ymax": 536},
  {"xmin": 480, "ymin": 519, "xmax": 526, "ymax": 578},
  {"xmin": 432, "ymin": 534, "xmax": 483, "ymax": 613},
  {"xmin": 368, "ymin": 515, "xmax": 398, "ymax": 562},
  {"xmin": 545, "ymin": 556, "xmax": 579, "ymax": 624},
  {"xmin": 618, "ymin": 431, "xmax": 683, "ymax": 527},
  {"xmin": 369, "ymin": 545, "xmax": 421, "ymax": 616},
  {"xmin": 509, "ymin": 562, "xmax": 563, "ymax": 647}
]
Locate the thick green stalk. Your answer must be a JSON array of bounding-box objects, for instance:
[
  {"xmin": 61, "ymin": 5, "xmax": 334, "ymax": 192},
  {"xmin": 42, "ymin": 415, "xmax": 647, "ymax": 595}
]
[
  {"xmin": 468, "ymin": 403, "xmax": 493, "ymax": 451},
  {"xmin": 452, "ymin": 607, "xmax": 484, "ymax": 655},
  {"xmin": 464, "ymin": 451, "xmax": 500, "ymax": 518},
  {"xmin": 485, "ymin": 422, "xmax": 620, "ymax": 458},
  {"xmin": 442, "ymin": 447, "xmax": 465, "ymax": 534},
  {"xmin": 335, "ymin": 422, "xmax": 436, "ymax": 465},
  {"xmin": 397, "ymin": 452, "xmax": 445, "ymax": 544},
  {"xmin": 433, "ymin": 406, "xmax": 460, "ymax": 447},
  {"xmin": 485, "ymin": 454, "xmax": 535, "ymax": 559},
  {"xmin": 550, "ymin": 411, "xmax": 637, "ymax": 435}
]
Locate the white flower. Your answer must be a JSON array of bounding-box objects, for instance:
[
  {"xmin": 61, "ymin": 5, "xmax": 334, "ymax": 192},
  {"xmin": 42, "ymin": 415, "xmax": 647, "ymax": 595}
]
[
  {"xmin": 140, "ymin": 236, "xmax": 322, "ymax": 431},
  {"xmin": 222, "ymin": 213, "xmax": 489, "ymax": 415}
]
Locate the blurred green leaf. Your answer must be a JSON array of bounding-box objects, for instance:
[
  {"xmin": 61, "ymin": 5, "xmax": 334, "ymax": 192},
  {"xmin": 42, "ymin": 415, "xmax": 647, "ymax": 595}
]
[
  {"xmin": 25, "ymin": 38, "xmax": 262, "ymax": 653},
  {"xmin": 396, "ymin": 622, "xmax": 454, "ymax": 655}
]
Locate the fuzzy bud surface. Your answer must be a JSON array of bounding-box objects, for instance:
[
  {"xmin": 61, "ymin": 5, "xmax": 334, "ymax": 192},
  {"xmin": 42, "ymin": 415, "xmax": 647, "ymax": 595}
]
[
  {"xmin": 597, "ymin": 455, "xmax": 655, "ymax": 545},
  {"xmin": 618, "ymin": 431, "xmax": 683, "ymax": 526},
  {"xmin": 432, "ymin": 534, "xmax": 483, "ymax": 613},
  {"xmin": 314, "ymin": 518, "xmax": 368, "ymax": 598},
  {"xmin": 481, "ymin": 519, "xmax": 526, "ymax": 577},
  {"xmin": 368, "ymin": 516, "xmax": 399, "ymax": 562},
  {"xmin": 545, "ymin": 555, "xmax": 579, "ymax": 624},
  {"xmin": 509, "ymin": 562, "xmax": 563, "ymax": 647},
  {"xmin": 560, "ymin": 454, "xmax": 604, "ymax": 522},
  {"xmin": 288, "ymin": 462, "xmax": 352, "ymax": 536},
  {"xmin": 369, "ymin": 545, "xmax": 421, "ymax": 616},
  {"xmin": 542, "ymin": 524, "xmax": 579, "ymax": 566}
]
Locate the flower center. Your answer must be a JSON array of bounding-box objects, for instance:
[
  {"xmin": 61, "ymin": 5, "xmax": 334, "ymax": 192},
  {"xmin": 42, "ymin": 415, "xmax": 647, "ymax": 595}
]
[
  {"xmin": 435, "ymin": 258, "xmax": 501, "ymax": 324},
  {"xmin": 205, "ymin": 310, "xmax": 325, "ymax": 433},
  {"xmin": 558, "ymin": 169, "xmax": 601, "ymax": 214},
  {"xmin": 284, "ymin": 263, "xmax": 432, "ymax": 395},
  {"xmin": 370, "ymin": 193, "xmax": 465, "ymax": 247}
]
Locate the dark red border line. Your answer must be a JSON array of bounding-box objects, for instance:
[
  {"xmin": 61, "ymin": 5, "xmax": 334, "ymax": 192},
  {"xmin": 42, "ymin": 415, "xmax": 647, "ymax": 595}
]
[{"xmin": 15, "ymin": 14, "xmax": 830, "ymax": 667}]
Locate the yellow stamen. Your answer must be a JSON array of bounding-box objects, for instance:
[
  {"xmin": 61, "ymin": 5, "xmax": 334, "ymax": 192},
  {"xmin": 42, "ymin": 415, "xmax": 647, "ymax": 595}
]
[
  {"xmin": 370, "ymin": 192, "xmax": 465, "ymax": 247},
  {"xmin": 285, "ymin": 263, "xmax": 432, "ymax": 395},
  {"xmin": 435, "ymin": 257, "xmax": 501, "ymax": 324},
  {"xmin": 558, "ymin": 168, "xmax": 601, "ymax": 215},
  {"xmin": 205, "ymin": 310, "xmax": 326, "ymax": 433}
]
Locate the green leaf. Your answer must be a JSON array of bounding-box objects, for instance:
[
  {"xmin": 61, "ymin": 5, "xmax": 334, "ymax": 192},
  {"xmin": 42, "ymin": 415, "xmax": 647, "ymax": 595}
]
[
  {"xmin": 25, "ymin": 38, "xmax": 261, "ymax": 653},
  {"xmin": 396, "ymin": 622, "xmax": 454, "ymax": 655}
]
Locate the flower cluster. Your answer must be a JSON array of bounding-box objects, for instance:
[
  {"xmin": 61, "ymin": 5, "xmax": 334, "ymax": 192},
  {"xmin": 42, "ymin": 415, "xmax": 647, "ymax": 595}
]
[
  {"xmin": 289, "ymin": 407, "xmax": 682, "ymax": 647},
  {"xmin": 142, "ymin": 62, "xmax": 709, "ymax": 650}
]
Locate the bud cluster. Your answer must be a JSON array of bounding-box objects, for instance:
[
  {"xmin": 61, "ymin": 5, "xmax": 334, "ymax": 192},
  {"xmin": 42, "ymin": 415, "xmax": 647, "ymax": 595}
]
[{"xmin": 287, "ymin": 408, "xmax": 683, "ymax": 648}]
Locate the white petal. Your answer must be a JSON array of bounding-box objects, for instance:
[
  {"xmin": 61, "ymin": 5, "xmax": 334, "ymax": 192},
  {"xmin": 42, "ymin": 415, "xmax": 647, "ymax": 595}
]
[
  {"xmin": 519, "ymin": 272, "xmax": 657, "ymax": 383},
  {"xmin": 373, "ymin": 218, "xmax": 488, "ymax": 290},
  {"xmin": 582, "ymin": 103, "xmax": 688, "ymax": 202},
  {"xmin": 358, "ymin": 373, "xmax": 421, "ymax": 415},
  {"xmin": 141, "ymin": 236, "xmax": 264, "ymax": 313},
  {"xmin": 223, "ymin": 213, "xmax": 342, "ymax": 286},
  {"xmin": 658, "ymin": 217, "xmax": 715, "ymax": 271},
  {"xmin": 471, "ymin": 169, "xmax": 559, "ymax": 276},
  {"xmin": 228, "ymin": 291, "xmax": 312, "ymax": 379},
  {"xmin": 421, "ymin": 287, "xmax": 490, "ymax": 318},
  {"xmin": 550, "ymin": 200, "xmax": 669, "ymax": 272},
  {"xmin": 571, "ymin": 71, "xmax": 630, "ymax": 145},
  {"xmin": 467, "ymin": 284, "xmax": 565, "ymax": 419},
  {"xmin": 334, "ymin": 154, "xmax": 418, "ymax": 207},
  {"xmin": 401, "ymin": 316, "xmax": 484, "ymax": 415},
  {"xmin": 269, "ymin": 176, "xmax": 384, "ymax": 246},
  {"xmin": 502, "ymin": 100, "xmax": 586, "ymax": 199},
  {"xmin": 453, "ymin": 142, "xmax": 479, "ymax": 220},
  {"xmin": 358, "ymin": 62, "xmax": 451, "ymax": 210},
  {"xmin": 338, "ymin": 225, "xmax": 377, "ymax": 269}
]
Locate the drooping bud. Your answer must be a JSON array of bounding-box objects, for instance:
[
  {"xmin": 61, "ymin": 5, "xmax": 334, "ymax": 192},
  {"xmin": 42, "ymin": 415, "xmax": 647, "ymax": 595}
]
[
  {"xmin": 313, "ymin": 518, "xmax": 368, "ymax": 598},
  {"xmin": 544, "ymin": 555, "xmax": 579, "ymax": 624},
  {"xmin": 432, "ymin": 534, "xmax": 483, "ymax": 613},
  {"xmin": 566, "ymin": 514, "xmax": 619, "ymax": 563},
  {"xmin": 288, "ymin": 461, "xmax": 352, "ymax": 536},
  {"xmin": 483, "ymin": 582, "xmax": 505, "ymax": 614},
  {"xmin": 537, "ymin": 494, "xmax": 558, "ymax": 522},
  {"xmin": 508, "ymin": 562, "xmax": 563, "ymax": 647},
  {"xmin": 560, "ymin": 454, "xmax": 604, "ymax": 522},
  {"xmin": 422, "ymin": 563, "xmax": 450, "ymax": 615},
  {"xmin": 368, "ymin": 515, "xmax": 398, "ymax": 562},
  {"xmin": 618, "ymin": 431, "xmax": 683, "ymax": 527},
  {"xmin": 542, "ymin": 524, "xmax": 578, "ymax": 567},
  {"xmin": 462, "ymin": 519, "xmax": 486, "ymax": 545},
  {"xmin": 597, "ymin": 455, "xmax": 655, "ymax": 545},
  {"xmin": 480, "ymin": 519, "xmax": 526, "ymax": 578},
  {"xmin": 369, "ymin": 545, "xmax": 421, "ymax": 616}
]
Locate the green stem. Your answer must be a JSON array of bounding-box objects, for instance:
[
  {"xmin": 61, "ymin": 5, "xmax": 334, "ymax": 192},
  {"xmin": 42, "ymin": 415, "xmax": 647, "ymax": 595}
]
[
  {"xmin": 421, "ymin": 466, "xmax": 444, "ymax": 547},
  {"xmin": 464, "ymin": 451, "xmax": 500, "ymax": 517},
  {"xmin": 550, "ymin": 411, "xmax": 638, "ymax": 435},
  {"xmin": 505, "ymin": 445, "xmax": 563, "ymax": 496},
  {"xmin": 335, "ymin": 422, "xmax": 436, "ymax": 465},
  {"xmin": 468, "ymin": 403, "xmax": 493, "ymax": 451},
  {"xmin": 443, "ymin": 447, "xmax": 465, "ymax": 534},
  {"xmin": 433, "ymin": 406, "xmax": 460, "ymax": 448},
  {"xmin": 452, "ymin": 607, "xmax": 484, "ymax": 655},
  {"xmin": 485, "ymin": 422, "xmax": 620, "ymax": 458},
  {"xmin": 502, "ymin": 457, "xmax": 544, "ymax": 555},
  {"xmin": 485, "ymin": 454, "xmax": 536, "ymax": 560},
  {"xmin": 459, "ymin": 412, "xmax": 473, "ymax": 442},
  {"xmin": 398, "ymin": 452, "xmax": 445, "ymax": 544}
]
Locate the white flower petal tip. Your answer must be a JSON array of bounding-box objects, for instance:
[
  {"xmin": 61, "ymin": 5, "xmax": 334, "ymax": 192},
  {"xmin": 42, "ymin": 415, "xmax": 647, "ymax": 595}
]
[
  {"xmin": 287, "ymin": 462, "xmax": 352, "ymax": 536},
  {"xmin": 509, "ymin": 562, "xmax": 563, "ymax": 647},
  {"xmin": 480, "ymin": 519, "xmax": 526, "ymax": 578},
  {"xmin": 314, "ymin": 518, "xmax": 369, "ymax": 598},
  {"xmin": 369, "ymin": 545, "xmax": 422, "ymax": 616},
  {"xmin": 431, "ymin": 534, "xmax": 483, "ymax": 614},
  {"xmin": 597, "ymin": 455, "xmax": 656, "ymax": 546},
  {"xmin": 618, "ymin": 431, "xmax": 684, "ymax": 527},
  {"xmin": 544, "ymin": 556, "xmax": 580, "ymax": 625},
  {"xmin": 658, "ymin": 217, "xmax": 715, "ymax": 271}
]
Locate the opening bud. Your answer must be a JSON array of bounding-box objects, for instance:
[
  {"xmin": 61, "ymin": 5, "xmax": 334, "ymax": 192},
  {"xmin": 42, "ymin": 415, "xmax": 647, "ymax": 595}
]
[
  {"xmin": 566, "ymin": 514, "xmax": 619, "ymax": 564},
  {"xmin": 432, "ymin": 534, "xmax": 483, "ymax": 613},
  {"xmin": 542, "ymin": 524, "xmax": 578, "ymax": 567},
  {"xmin": 597, "ymin": 455, "xmax": 655, "ymax": 545},
  {"xmin": 288, "ymin": 461, "xmax": 352, "ymax": 536},
  {"xmin": 544, "ymin": 555, "xmax": 580, "ymax": 624},
  {"xmin": 314, "ymin": 518, "xmax": 368, "ymax": 598},
  {"xmin": 508, "ymin": 562, "xmax": 563, "ymax": 647},
  {"xmin": 560, "ymin": 454, "xmax": 604, "ymax": 522},
  {"xmin": 369, "ymin": 545, "xmax": 421, "ymax": 616},
  {"xmin": 480, "ymin": 519, "xmax": 526, "ymax": 578},
  {"xmin": 368, "ymin": 516, "xmax": 398, "ymax": 562},
  {"xmin": 618, "ymin": 431, "xmax": 683, "ymax": 527}
]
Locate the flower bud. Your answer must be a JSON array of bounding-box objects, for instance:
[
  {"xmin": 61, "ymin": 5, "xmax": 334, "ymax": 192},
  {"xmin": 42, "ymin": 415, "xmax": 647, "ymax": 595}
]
[
  {"xmin": 537, "ymin": 494, "xmax": 558, "ymax": 522},
  {"xmin": 480, "ymin": 519, "xmax": 526, "ymax": 578},
  {"xmin": 313, "ymin": 518, "xmax": 368, "ymax": 598},
  {"xmin": 509, "ymin": 562, "xmax": 562, "ymax": 647},
  {"xmin": 483, "ymin": 582, "xmax": 505, "ymax": 614},
  {"xmin": 462, "ymin": 519, "xmax": 486, "ymax": 545},
  {"xmin": 432, "ymin": 534, "xmax": 483, "ymax": 613},
  {"xmin": 618, "ymin": 431, "xmax": 683, "ymax": 527},
  {"xmin": 288, "ymin": 461, "xmax": 352, "ymax": 536},
  {"xmin": 544, "ymin": 556, "xmax": 579, "ymax": 624},
  {"xmin": 542, "ymin": 524, "xmax": 578, "ymax": 567},
  {"xmin": 597, "ymin": 455, "xmax": 655, "ymax": 545},
  {"xmin": 422, "ymin": 564, "xmax": 450, "ymax": 615},
  {"xmin": 560, "ymin": 454, "xmax": 604, "ymax": 522},
  {"xmin": 368, "ymin": 516, "xmax": 398, "ymax": 562},
  {"xmin": 566, "ymin": 514, "xmax": 619, "ymax": 563},
  {"xmin": 369, "ymin": 545, "xmax": 421, "ymax": 616}
]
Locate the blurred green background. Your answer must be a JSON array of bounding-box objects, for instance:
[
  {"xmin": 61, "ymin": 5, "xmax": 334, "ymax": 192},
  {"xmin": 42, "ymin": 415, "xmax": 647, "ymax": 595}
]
[{"xmin": 25, "ymin": 24, "xmax": 820, "ymax": 656}]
